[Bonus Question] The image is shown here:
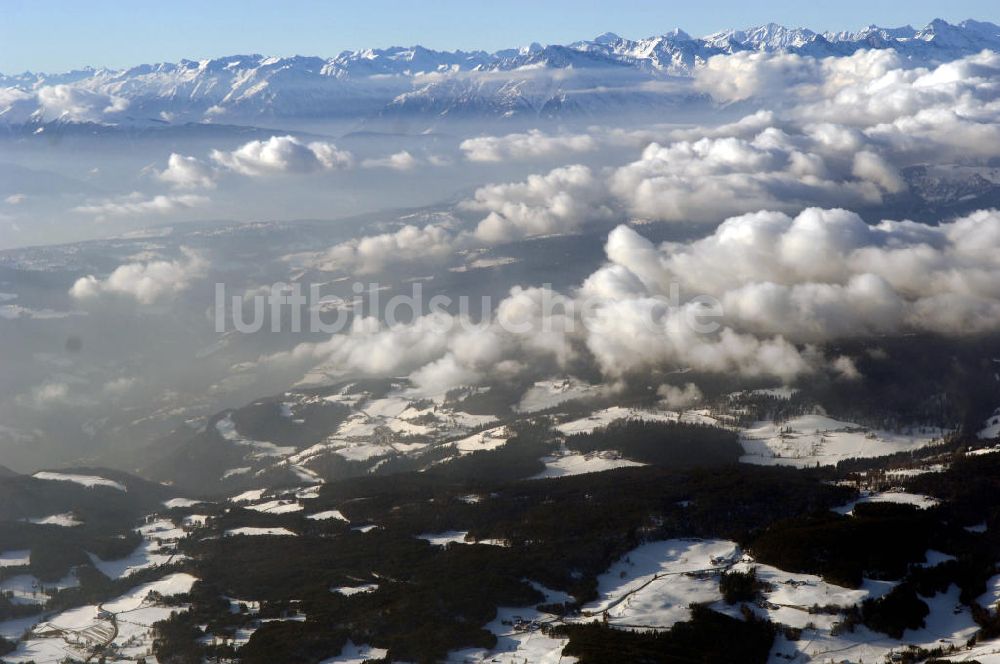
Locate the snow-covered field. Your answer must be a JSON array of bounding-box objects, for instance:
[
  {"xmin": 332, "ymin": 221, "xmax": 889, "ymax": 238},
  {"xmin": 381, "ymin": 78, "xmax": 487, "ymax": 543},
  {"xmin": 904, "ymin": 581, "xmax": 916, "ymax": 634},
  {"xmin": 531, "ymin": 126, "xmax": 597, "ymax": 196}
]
[
  {"xmin": 515, "ymin": 378, "xmax": 606, "ymax": 414},
  {"xmin": 320, "ymin": 640, "xmax": 389, "ymax": 663},
  {"xmin": 2, "ymin": 572, "xmax": 197, "ymax": 664},
  {"xmin": 277, "ymin": 389, "xmax": 497, "ymax": 471},
  {"xmin": 307, "ymin": 509, "xmax": 349, "ymax": 521},
  {"xmin": 87, "ymin": 518, "xmax": 186, "ymax": 579},
  {"xmin": 448, "ymin": 582, "xmax": 574, "ymax": 664},
  {"xmin": 0, "ymin": 570, "xmax": 78, "ymax": 605},
  {"xmin": 450, "ymin": 425, "xmax": 510, "ymax": 455},
  {"xmin": 740, "ymin": 413, "xmax": 947, "ymax": 467},
  {"xmin": 245, "ymin": 498, "xmax": 303, "ymax": 514},
  {"xmin": 832, "ymin": 490, "xmax": 941, "ymax": 515},
  {"xmin": 163, "ymin": 497, "xmax": 202, "ymax": 508},
  {"xmin": 976, "ymin": 573, "xmax": 1000, "ymax": 610},
  {"xmin": 225, "ymin": 526, "xmax": 298, "ymax": 537},
  {"xmin": 32, "ymin": 471, "xmax": 126, "ymax": 492},
  {"xmin": 719, "ymin": 564, "xmax": 896, "ymax": 630},
  {"xmin": 531, "ymin": 450, "xmax": 645, "ymax": 479},
  {"xmin": 939, "ymin": 643, "xmax": 1000, "ymax": 663},
  {"xmin": 331, "ymin": 583, "xmax": 379, "ymax": 596},
  {"xmin": 417, "ymin": 530, "xmax": 508, "ymax": 547},
  {"xmin": 886, "ymin": 464, "xmax": 948, "ymax": 478},
  {"xmin": 27, "ymin": 512, "xmax": 81, "ymax": 527},
  {"xmin": 769, "ymin": 584, "xmax": 980, "ymax": 663},
  {"xmin": 449, "ymin": 539, "xmax": 738, "ymax": 662},
  {"xmin": 447, "ymin": 538, "xmax": 888, "ymax": 662},
  {"xmin": 982, "ymin": 408, "xmax": 1000, "ymax": 440},
  {"xmin": 554, "ymin": 405, "xmax": 723, "ymax": 437},
  {"xmin": 216, "ymin": 414, "xmax": 297, "ymax": 458},
  {"xmin": 580, "ymin": 539, "xmax": 739, "ymax": 628},
  {"xmin": 230, "ymin": 488, "xmax": 267, "ymax": 503},
  {"xmin": 555, "ymin": 406, "xmax": 677, "ymax": 436},
  {"xmin": 445, "ymin": 536, "xmax": 971, "ymax": 664}
]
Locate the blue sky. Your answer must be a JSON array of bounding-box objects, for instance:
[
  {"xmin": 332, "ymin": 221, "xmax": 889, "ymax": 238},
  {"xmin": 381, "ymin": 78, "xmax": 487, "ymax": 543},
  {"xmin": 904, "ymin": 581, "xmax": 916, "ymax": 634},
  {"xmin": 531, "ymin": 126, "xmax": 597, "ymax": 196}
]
[{"xmin": 2, "ymin": 0, "xmax": 999, "ymax": 73}]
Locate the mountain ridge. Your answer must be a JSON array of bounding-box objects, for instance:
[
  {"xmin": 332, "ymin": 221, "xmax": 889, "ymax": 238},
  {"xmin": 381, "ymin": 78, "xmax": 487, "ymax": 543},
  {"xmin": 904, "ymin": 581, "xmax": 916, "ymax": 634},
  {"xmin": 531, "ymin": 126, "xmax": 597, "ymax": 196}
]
[
  {"xmin": 2, "ymin": 18, "xmax": 999, "ymax": 125},
  {"xmin": 5, "ymin": 18, "xmax": 998, "ymax": 80}
]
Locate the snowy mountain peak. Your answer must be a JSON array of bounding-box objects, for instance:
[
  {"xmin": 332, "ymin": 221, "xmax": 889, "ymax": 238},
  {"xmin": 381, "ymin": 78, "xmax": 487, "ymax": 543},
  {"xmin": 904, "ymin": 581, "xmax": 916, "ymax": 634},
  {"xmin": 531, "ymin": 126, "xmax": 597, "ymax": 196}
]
[
  {"xmin": 593, "ymin": 32, "xmax": 622, "ymax": 45},
  {"xmin": 825, "ymin": 24, "xmax": 918, "ymax": 43},
  {"xmin": 703, "ymin": 22, "xmax": 820, "ymax": 50}
]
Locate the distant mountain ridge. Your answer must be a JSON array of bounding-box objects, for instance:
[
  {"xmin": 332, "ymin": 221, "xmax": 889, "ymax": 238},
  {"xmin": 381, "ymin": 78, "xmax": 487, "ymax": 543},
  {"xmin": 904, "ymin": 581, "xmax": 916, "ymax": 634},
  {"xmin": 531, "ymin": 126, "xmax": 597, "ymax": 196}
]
[{"xmin": 2, "ymin": 18, "xmax": 998, "ymax": 124}]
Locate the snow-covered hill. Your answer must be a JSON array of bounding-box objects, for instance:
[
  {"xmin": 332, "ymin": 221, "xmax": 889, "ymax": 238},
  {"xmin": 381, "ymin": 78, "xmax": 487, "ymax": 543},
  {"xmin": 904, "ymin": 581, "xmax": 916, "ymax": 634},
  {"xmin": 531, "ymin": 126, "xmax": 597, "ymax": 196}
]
[
  {"xmin": 2, "ymin": 18, "xmax": 998, "ymax": 124},
  {"xmin": 138, "ymin": 375, "xmax": 961, "ymax": 496}
]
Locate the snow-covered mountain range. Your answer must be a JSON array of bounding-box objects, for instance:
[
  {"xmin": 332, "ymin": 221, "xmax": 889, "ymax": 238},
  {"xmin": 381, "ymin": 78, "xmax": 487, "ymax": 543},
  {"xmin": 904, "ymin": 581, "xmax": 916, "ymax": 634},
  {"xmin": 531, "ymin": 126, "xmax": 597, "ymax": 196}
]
[{"xmin": 2, "ymin": 18, "xmax": 1000, "ymax": 125}]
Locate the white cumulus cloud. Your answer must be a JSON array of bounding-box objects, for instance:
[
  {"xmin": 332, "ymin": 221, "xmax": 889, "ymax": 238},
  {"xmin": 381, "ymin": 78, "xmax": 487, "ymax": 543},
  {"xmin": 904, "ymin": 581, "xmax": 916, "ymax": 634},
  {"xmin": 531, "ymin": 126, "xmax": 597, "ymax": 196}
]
[
  {"xmin": 157, "ymin": 153, "xmax": 217, "ymax": 189},
  {"xmin": 210, "ymin": 135, "xmax": 354, "ymax": 176},
  {"xmin": 70, "ymin": 248, "xmax": 206, "ymax": 305}
]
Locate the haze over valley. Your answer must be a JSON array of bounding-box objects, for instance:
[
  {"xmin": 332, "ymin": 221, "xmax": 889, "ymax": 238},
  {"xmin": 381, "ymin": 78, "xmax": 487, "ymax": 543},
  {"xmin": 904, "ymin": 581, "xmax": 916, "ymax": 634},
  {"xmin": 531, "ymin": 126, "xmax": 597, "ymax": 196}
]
[{"xmin": 4, "ymin": 9, "xmax": 1000, "ymax": 664}]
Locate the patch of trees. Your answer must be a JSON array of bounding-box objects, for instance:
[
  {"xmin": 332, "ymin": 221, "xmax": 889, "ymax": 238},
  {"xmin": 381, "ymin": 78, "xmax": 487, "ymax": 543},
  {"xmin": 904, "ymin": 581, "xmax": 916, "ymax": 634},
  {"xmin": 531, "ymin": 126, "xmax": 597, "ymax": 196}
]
[
  {"xmin": 46, "ymin": 559, "xmax": 190, "ymax": 613},
  {"xmin": 565, "ymin": 419, "xmax": 742, "ymax": 468},
  {"xmin": 0, "ymin": 593, "xmax": 40, "ymax": 622},
  {"xmin": 908, "ymin": 557, "xmax": 997, "ymax": 607},
  {"xmin": 0, "ymin": 521, "xmax": 142, "ymax": 583},
  {"xmin": 152, "ymin": 610, "xmax": 204, "ymax": 664},
  {"xmin": 861, "ymin": 583, "xmax": 929, "ymax": 638},
  {"xmin": 0, "ymin": 470, "xmax": 168, "ymax": 530},
  {"xmin": 909, "ymin": 451, "xmax": 1000, "ymax": 526},
  {"xmin": 230, "ymin": 397, "xmax": 351, "ymax": 447},
  {"xmin": 174, "ymin": 534, "xmax": 541, "ymax": 662},
  {"xmin": 445, "ymin": 383, "xmax": 524, "ymax": 417},
  {"xmin": 720, "ymin": 567, "xmax": 764, "ymax": 604},
  {"xmin": 834, "ymin": 443, "xmax": 960, "ymax": 475},
  {"xmin": 749, "ymin": 502, "xmax": 945, "ymax": 587},
  {"xmin": 239, "ymin": 620, "xmax": 349, "ymax": 664},
  {"xmin": 557, "ymin": 605, "xmax": 774, "ymax": 664},
  {"xmin": 160, "ymin": 462, "xmax": 852, "ymax": 661},
  {"xmin": 801, "ymin": 335, "xmax": 1000, "ymax": 437},
  {"xmin": 141, "ymin": 415, "xmax": 276, "ymax": 495},
  {"xmin": 426, "ymin": 426, "xmax": 558, "ymax": 483}
]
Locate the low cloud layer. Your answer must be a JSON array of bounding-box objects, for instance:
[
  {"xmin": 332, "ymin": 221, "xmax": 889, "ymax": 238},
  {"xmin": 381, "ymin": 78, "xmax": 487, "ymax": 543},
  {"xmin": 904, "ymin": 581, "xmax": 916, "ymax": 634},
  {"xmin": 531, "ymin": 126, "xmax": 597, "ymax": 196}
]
[
  {"xmin": 74, "ymin": 192, "xmax": 209, "ymax": 219},
  {"xmin": 597, "ymin": 207, "xmax": 1000, "ymax": 340},
  {"xmin": 608, "ymin": 132, "xmax": 898, "ymax": 223},
  {"xmin": 70, "ymin": 248, "xmax": 206, "ymax": 304},
  {"xmin": 361, "ymin": 150, "xmax": 420, "ymax": 171},
  {"xmin": 310, "ymin": 222, "xmax": 463, "ymax": 275},
  {"xmin": 460, "ymin": 130, "xmax": 598, "ymax": 162},
  {"xmin": 695, "ymin": 49, "xmax": 1000, "ymax": 162},
  {"xmin": 305, "ymin": 165, "xmax": 615, "ymax": 274},
  {"xmin": 36, "ymin": 85, "xmax": 129, "ymax": 122},
  {"xmin": 268, "ymin": 202, "xmax": 1000, "ymax": 396},
  {"xmin": 465, "ymin": 164, "xmax": 614, "ymax": 243}
]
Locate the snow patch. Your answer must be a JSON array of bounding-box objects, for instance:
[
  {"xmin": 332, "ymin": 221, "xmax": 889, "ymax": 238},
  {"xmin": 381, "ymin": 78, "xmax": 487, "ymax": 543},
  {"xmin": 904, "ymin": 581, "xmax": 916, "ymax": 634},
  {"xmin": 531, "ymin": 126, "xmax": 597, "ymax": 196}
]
[
  {"xmin": 331, "ymin": 583, "xmax": 379, "ymax": 596},
  {"xmin": 163, "ymin": 497, "xmax": 201, "ymax": 508},
  {"xmin": 832, "ymin": 490, "xmax": 940, "ymax": 515},
  {"xmin": 32, "ymin": 471, "xmax": 125, "ymax": 492},
  {"xmin": 320, "ymin": 640, "xmax": 389, "ymax": 663},
  {"xmin": 307, "ymin": 510, "xmax": 349, "ymax": 522},
  {"xmin": 741, "ymin": 414, "xmax": 946, "ymax": 467},
  {"xmin": 28, "ymin": 512, "xmax": 82, "ymax": 527},
  {"xmin": 244, "ymin": 499, "xmax": 303, "ymax": 514},
  {"xmin": 531, "ymin": 451, "xmax": 645, "ymax": 479},
  {"xmin": 225, "ymin": 527, "xmax": 297, "ymax": 537}
]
